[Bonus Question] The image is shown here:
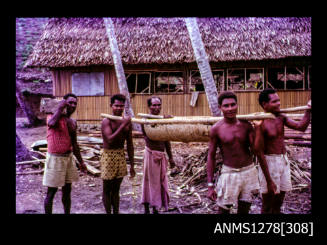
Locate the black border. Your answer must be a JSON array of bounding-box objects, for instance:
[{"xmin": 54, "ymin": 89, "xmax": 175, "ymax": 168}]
[{"xmin": 7, "ymin": 11, "xmax": 322, "ymax": 241}]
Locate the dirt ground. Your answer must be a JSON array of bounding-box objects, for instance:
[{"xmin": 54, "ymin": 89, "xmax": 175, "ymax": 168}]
[{"xmin": 16, "ymin": 117, "xmax": 311, "ymax": 214}]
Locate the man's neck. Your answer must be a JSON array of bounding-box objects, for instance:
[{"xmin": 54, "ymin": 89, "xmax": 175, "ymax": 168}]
[{"xmin": 223, "ymin": 117, "xmax": 237, "ymax": 124}]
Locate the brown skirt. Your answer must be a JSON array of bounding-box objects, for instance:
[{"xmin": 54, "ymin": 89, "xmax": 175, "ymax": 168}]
[{"xmin": 100, "ymin": 148, "xmax": 127, "ymax": 180}]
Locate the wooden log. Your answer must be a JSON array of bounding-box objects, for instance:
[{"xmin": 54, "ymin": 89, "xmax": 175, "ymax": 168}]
[
  {"xmin": 16, "ymin": 159, "xmax": 45, "ymax": 165},
  {"xmin": 84, "ymin": 162, "xmax": 101, "ymax": 175},
  {"xmin": 103, "ymin": 113, "xmax": 305, "ymax": 125},
  {"xmin": 40, "ymin": 98, "xmax": 67, "ymax": 114},
  {"xmin": 137, "ymin": 113, "xmax": 164, "ymax": 119},
  {"xmin": 140, "ymin": 112, "xmax": 309, "ymax": 120},
  {"xmin": 285, "ymin": 140, "xmax": 311, "ymax": 147},
  {"xmin": 284, "ymin": 134, "xmax": 311, "ymax": 140},
  {"xmin": 179, "ymin": 165, "xmax": 206, "ymax": 189},
  {"xmin": 16, "ymin": 169, "xmax": 44, "ymax": 175},
  {"xmin": 279, "ymin": 105, "xmax": 310, "ymax": 113},
  {"xmin": 101, "ymin": 113, "xmax": 277, "ymax": 125},
  {"xmin": 88, "ymin": 134, "xmax": 102, "ymax": 137},
  {"xmin": 30, "ymin": 150, "xmax": 47, "ymax": 158},
  {"xmin": 281, "ymin": 113, "xmax": 305, "ymax": 118},
  {"xmin": 77, "ymin": 136, "xmax": 103, "ymax": 144},
  {"xmin": 31, "ymin": 140, "xmax": 47, "ymax": 150}
]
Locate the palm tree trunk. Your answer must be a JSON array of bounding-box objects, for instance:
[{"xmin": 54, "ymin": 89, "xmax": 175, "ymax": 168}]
[
  {"xmin": 103, "ymin": 18, "xmax": 141, "ymax": 131},
  {"xmin": 185, "ymin": 18, "xmax": 221, "ymax": 116}
]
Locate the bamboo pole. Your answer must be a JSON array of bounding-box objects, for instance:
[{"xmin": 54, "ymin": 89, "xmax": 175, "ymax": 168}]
[
  {"xmin": 279, "ymin": 105, "xmax": 310, "ymax": 113},
  {"xmin": 101, "ymin": 113, "xmax": 276, "ymax": 124},
  {"xmin": 138, "ymin": 105, "xmax": 310, "ymax": 119},
  {"xmin": 137, "ymin": 113, "xmax": 164, "ymax": 119},
  {"xmin": 102, "ymin": 113, "xmax": 305, "ymax": 125}
]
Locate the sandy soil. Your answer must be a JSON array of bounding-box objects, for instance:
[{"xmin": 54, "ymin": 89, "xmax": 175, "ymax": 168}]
[{"xmin": 16, "ymin": 117, "xmax": 311, "ymax": 214}]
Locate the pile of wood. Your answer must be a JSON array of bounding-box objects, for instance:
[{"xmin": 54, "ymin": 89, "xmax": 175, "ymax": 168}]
[
  {"xmin": 173, "ymin": 145, "xmax": 311, "ymax": 193},
  {"xmin": 16, "ymin": 134, "xmax": 145, "ymax": 176},
  {"xmin": 16, "ymin": 150, "xmax": 47, "ymax": 175},
  {"xmin": 284, "ymin": 124, "xmax": 311, "ymax": 147}
]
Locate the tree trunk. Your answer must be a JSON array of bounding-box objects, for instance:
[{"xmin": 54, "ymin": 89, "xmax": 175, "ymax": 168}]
[
  {"xmin": 103, "ymin": 18, "xmax": 141, "ymax": 131},
  {"xmin": 16, "ymin": 132, "xmax": 33, "ymax": 162},
  {"xmin": 16, "ymin": 80, "xmax": 44, "ymax": 127},
  {"xmin": 185, "ymin": 18, "xmax": 221, "ymax": 116}
]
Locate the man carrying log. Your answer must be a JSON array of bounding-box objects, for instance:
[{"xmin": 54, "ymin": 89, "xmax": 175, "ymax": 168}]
[
  {"xmin": 43, "ymin": 93, "xmax": 87, "ymax": 214},
  {"xmin": 141, "ymin": 96, "xmax": 176, "ymax": 214},
  {"xmin": 100, "ymin": 94, "xmax": 135, "ymax": 214},
  {"xmin": 207, "ymin": 91, "xmax": 261, "ymax": 214},
  {"xmin": 255, "ymin": 88, "xmax": 311, "ymax": 214}
]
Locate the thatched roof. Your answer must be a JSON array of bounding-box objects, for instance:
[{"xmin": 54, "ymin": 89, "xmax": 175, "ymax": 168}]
[{"xmin": 25, "ymin": 17, "xmax": 311, "ymax": 68}]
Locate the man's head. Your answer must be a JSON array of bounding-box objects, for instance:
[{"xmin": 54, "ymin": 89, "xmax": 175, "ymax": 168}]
[
  {"xmin": 110, "ymin": 94, "xmax": 126, "ymax": 116},
  {"xmin": 218, "ymin": 91, "xmax": 238, "ymax": 119},
  {"xmin": 147, "ymin": 96, "xmax": 162, "ymax": 115},
  {"xmin": 258, "ymin": 88, "xmax": 280, "ymax": 113},
  {"xmin": 63, "ymin": 93, "xmax": 78, "ymax": 115}
]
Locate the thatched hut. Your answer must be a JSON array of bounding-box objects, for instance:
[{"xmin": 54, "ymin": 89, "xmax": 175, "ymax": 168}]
[{"xmin": 25, "ymin": 17, "xmax": 311, "ymax": 124}]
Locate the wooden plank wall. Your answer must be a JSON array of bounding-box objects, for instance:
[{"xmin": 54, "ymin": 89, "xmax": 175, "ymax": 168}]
[
  {"xmin": 52, "ymin": 70, "xmax": 311, "ymax": 124},
  {"xmin": 131, "ymin": 91, "xmax": 311, "ymax": 117}
]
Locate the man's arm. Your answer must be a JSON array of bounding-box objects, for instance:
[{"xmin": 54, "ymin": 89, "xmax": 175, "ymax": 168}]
[
  {"xmin": 48, "ymin": 100, "xmax": 67, "ymax": 128},
  {"xmin": 164, "ymin": 141, "xmax": 175, "ymax": 168},
  {"xmin": 126, "ymin": 124, "xmax": 135, "ymax": 178},
  {"xmin": 283, "ymin": 100, "xmax": 311, "ymax": 132},
  {"xmin": 207, "ymin": 126, "xmax": 218, "ymax": 201},
  {"xmin": 102, "ymin": 117, "xmax": 131, "ymax": 143},
  {"xmin": 68, "ymin": 119, "xmax": 87, "ymax": 172},
  {"xmin": 251, "ymin": 121, "xmax": 276, "ymax": 194}
]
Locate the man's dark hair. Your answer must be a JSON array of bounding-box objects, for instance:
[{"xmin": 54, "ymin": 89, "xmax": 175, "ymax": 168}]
[
  {"xmin": 218, "ymin": 91, "xmax": 237, "ymax": 106},
  {"xmin": 63, "ymin": 93, "xmax": 77, "ymax": 100},
  {"xmin": 258, "ymin": 88, "xmax": 276, "ymax": 107},
  {"xmin": 147, "ymin": 96, "xmax": 162, "ymax": 107},
  {"xmin": 111, "ymin": 94, "xmax": 126, "ymax": 105}
]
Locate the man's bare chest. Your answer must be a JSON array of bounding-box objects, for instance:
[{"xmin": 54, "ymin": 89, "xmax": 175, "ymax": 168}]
[
  {"xmin": 111, "ymin": 121, "xmax": 129, "ymax": 134},
  {"xmin": 263, "ymin": 118, "xmax": 284, "ymax": 138},
  {"xmin": 218, "ymin": 125, "xmax": 248, "ymax": 145}
]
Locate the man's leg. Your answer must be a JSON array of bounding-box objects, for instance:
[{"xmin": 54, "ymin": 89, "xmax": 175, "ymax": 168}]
[
  {"xmin": 152, "ymin": 206, "xmax": 159, "ymax": 214},
  {"xmin": 144, "ymin": 203, "xmax": 150, "ymax": 214},
  {"xmin": 111, "ymin": 178, "xmax": 123, "ymax": 214},
  {"xmin": 237, "ymin": 201, "xmax": 251, "ymax": 214},
  {"xmin": 44, "ymin": 187, "xmax": 58, "ymax": 214},
  {"xmin": 218, "ymin": 205, "xmax": 231, "ymax": 214},
  {"xmin": 272, "ymin": 191, "xmax": 286, "ymax": 214},
  {"xmin": 261, "ymin": 193, "xmax": 274, "ymax": 214},
  {"xmin": 62, "ymin": 183, "xmax": 72, "ymax": 214},
  {"xmin": 103, "ymin": 179, "xmax": 113, "ymax": 214}
]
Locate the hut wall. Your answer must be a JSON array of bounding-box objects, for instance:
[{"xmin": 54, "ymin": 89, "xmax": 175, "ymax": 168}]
[
  {"xmin": 52, "ymin": 68, "xmax": 120, "ymax": 96},
  {"xmin": 52, "ymin": 70, "xmax": 72, "ymax": 96},
  {"xmin": 51, "ymin": 69, "xmax": 311, "ymax": 124},
  {"xmin": 130, "ymin": 91, "xmax": 311, "ymax": 117}
]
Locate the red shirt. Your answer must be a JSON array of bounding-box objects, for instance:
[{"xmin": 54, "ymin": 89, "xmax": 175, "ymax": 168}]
[{"xmin": 47, "ymin": 115, "xmax": 72, "ymax": 154}]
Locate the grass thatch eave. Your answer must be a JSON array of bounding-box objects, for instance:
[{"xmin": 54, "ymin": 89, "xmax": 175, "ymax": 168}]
[{"xmin": 24, "ymin": 17, "xmax": 311, "ymax": 68}]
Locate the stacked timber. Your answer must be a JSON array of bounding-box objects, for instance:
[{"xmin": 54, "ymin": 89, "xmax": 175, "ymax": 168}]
[
  {"xmin": 17, "ymin": 134, "xmax": 145, "ymax": 176},
  {"xmin": 284, "ymin": 124, "xmax": 311, "ymax": 147}
]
